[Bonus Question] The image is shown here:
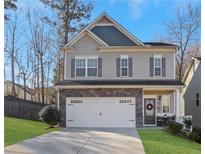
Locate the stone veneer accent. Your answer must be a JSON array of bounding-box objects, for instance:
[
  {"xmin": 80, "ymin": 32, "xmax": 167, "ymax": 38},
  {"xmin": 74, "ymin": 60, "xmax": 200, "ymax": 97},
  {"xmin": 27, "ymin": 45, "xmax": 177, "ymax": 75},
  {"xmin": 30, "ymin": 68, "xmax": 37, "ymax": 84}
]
[{"xmin": 59, "ymin": 88, "xmax": 143, "ymax": 127}]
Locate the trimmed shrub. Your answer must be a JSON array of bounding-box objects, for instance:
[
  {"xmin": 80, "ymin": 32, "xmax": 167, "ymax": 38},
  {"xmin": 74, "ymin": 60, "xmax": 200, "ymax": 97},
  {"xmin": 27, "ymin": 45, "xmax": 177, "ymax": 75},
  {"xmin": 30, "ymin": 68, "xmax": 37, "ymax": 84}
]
[
  {"xmin": 189, "ymin": 127, "xmax": 201, "ymax": 143},
  {"xmin": 39, "ymin": 105, "xmax": 60, "ymax": 127},
  {"xmin": 168, "ymin": 121, "xmax": 183, "ymax": 135},
  {"xmin": 183, "ymin": 116, "xmax": 192, "ymax": 131}
]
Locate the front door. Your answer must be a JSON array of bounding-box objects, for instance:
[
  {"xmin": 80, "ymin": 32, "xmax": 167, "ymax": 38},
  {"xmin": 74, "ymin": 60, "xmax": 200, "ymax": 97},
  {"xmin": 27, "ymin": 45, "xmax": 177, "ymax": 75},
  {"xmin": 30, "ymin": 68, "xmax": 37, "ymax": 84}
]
[{"xmin": 144, "ymin": 98, "xmax": 156, "ymax": 125}]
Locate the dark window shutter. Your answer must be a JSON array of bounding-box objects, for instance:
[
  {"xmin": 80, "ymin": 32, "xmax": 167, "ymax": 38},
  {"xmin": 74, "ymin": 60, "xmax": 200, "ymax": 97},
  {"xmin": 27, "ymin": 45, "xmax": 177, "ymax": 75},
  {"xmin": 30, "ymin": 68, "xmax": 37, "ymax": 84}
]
[
  {"xmin": 162, "ymin": 57, "xmax": 166, "ymax": 76},
  {"xmin": 129, "ymin": 57, "xmax": 132, "ymax": 77},
  {"xmin": 71, "ymin": 58, "xmax": 75, "ymax": 78},
  {"xmin": 116, "ymin": 58, "xmax": 120, "ymax": 77},
  {"xmin": 98, "ymin": 58, "xmax": 102, "ymax": 77},
  {"xmin": 150, "ymin": 57, "xmax": 154, "ymax": 76}
]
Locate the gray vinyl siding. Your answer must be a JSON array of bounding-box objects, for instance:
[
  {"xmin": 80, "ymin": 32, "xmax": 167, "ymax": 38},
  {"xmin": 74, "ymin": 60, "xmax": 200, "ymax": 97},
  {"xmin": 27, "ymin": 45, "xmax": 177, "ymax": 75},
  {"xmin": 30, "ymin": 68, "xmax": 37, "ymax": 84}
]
[
  {"xmin": 184, "ymin": 63, "xmax": 201, "ymax": 128},
  {"xmin": 65, "ymin": 34, "xmax": 175, "ymax": 80}
]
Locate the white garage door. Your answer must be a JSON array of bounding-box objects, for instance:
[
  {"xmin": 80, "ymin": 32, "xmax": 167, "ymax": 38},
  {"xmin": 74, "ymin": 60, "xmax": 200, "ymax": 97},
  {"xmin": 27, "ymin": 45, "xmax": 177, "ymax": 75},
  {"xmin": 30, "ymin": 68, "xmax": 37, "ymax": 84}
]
[{"xmin": 66, "ymin": 97, "xmax": 136, "ymax": 128}]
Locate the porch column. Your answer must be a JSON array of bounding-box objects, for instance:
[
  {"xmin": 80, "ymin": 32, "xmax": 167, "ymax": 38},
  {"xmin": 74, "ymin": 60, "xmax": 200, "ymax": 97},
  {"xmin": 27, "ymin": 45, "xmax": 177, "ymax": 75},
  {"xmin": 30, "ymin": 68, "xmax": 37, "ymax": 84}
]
[
  {"xmin": 175, "ymin": 89, "xmax": 180, "ymax": 122},
  {"xmin": 57, "ymin": 88, "xmax": 59, "ymax": 109}
]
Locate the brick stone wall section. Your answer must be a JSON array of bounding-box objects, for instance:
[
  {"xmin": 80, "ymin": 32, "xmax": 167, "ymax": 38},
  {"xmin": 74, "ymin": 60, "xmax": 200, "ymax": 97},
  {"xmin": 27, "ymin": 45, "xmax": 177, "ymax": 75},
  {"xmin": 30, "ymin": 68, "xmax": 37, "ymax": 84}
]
[{"xmin": 59, "ymin": 88, "xmax": 143, "ymax": 127}]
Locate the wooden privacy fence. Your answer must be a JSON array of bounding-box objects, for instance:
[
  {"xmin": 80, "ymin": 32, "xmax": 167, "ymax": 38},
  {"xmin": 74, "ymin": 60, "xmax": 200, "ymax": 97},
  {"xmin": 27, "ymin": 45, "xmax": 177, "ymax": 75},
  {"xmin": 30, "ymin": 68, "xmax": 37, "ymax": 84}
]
[{"xmin": 4, "ymin": 96, "xmax": 45, "ymax": 121}]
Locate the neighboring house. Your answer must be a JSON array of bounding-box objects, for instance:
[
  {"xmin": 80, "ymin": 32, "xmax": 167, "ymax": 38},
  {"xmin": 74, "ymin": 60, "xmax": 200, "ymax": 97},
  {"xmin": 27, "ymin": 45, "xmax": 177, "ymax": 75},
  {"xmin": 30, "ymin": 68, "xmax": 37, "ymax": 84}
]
[
  {"xmin": 4, "ymin": 80, "xmax": 56, "ymax": 104},
  {"xmin": 4, "ymin": 80, "xmax": 35, "ymax": 101},
  {"xmin": 182, "ymin": 57, "xmax": 201, "ymax": 128},
  {"xmin": 55, "ymin": 12, "xmax": 184, "ymax": 128}
]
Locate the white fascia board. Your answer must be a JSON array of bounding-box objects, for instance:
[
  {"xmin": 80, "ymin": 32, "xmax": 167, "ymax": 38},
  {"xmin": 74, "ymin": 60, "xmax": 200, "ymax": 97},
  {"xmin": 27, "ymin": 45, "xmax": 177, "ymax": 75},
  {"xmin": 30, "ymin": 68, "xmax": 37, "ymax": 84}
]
[
  {"xmin": 120, "ymin": 55, "xmax": 129, "ymax": 58},
  {"xmin": 66, "ymin": 29, "xmax": 108, "ymax": 47},
  {"xmin": 86, "ymin": 29, "xmax": 109, "ymax": 46},
  {"xmin": 154, "ymin": 54, "xmax": 162, "ymax": 58},
  {"xmin": 64, "ymin": 12, "xmax": 107, "ymax": 47},
  {"xmin": 55, "ymin": 85, "xmax": 185, "ymax": 89},
  {"xmin": 75, "ymin": 55, "xmax": 98, "ymax": 59}
]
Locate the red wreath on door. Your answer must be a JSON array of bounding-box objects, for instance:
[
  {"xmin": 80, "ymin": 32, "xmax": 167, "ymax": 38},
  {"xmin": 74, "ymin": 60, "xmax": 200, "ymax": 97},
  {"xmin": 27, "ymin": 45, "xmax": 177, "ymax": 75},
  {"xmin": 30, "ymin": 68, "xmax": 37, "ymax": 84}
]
[{"xmin": 147, "ymin": 103, "xmax": 153, "ymax": 110}]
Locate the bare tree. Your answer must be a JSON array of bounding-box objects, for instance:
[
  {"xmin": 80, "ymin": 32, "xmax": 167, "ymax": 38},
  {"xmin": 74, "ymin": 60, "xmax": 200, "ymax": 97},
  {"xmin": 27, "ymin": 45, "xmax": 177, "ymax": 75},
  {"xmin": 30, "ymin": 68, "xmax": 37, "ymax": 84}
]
[
  {"xmin": 165, "ymin": 3, "xmax": 200, "ymax": 79},
  {"xmin": 15, "ymin": 50, "xmax": 32, "ymax": 100},
  {"xmin": 4, "ymin": 12, "xmax": 22, "ymax": 96},
  {"xmin": 26, "ymin": 9, "xmax": 51, "ymax": 104},
  {"xmin": 4, "ymin": 0, "xmax": 17, "ymax": 20},
  {"xmin": 40, "ymin": 0, "xmax": 93, "ymax": 81}
]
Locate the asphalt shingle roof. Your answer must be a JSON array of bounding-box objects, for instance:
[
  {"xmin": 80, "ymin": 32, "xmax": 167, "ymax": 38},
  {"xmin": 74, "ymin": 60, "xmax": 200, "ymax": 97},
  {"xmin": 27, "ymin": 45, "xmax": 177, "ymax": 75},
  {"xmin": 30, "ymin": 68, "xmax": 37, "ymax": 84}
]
[
  {"xmin": 143, "ymin": 42, "xmax": 178, "ymax": 47},
  {"xmin": 55, "ymin": 79, "xmax": 184, "ymax": 86}
]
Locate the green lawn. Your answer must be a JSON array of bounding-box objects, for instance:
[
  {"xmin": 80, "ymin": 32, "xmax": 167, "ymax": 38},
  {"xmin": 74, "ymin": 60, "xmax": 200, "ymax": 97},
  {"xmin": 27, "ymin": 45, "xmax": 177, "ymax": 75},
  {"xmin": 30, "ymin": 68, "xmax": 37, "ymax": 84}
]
[
  {"xmin": 5, "ymin": 117, "xmax": 60, "ymax": 146},
  {"xmin": 138, "ymin": 129, "xmax": 200, "ymax": 154}
]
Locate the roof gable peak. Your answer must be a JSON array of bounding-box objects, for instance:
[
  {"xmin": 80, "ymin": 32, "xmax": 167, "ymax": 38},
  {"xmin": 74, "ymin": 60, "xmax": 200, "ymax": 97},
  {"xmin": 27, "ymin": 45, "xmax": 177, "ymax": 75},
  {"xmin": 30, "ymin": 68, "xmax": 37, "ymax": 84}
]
[
  {"xmin": 88, "ymin": 12, "xmax": 144, "ymax": 46},
  {"xmin": 64, "ymin": 12, "xmax": 144, "ymax": 47}
]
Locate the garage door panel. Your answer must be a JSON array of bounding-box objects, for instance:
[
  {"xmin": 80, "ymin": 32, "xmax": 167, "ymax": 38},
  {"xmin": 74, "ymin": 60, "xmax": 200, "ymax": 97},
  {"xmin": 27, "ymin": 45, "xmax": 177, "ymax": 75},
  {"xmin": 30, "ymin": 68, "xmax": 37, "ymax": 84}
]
[
  {"xmin": 67, "ymin": 103, "xmax": 100, "ymax": 120},
  {"xmin": 100, "ymin": 103, "xmax": 135, "ymax": 120},
  {"xmin": 66, "ymin": 97, "xmax": 136, "ymax": 127}
]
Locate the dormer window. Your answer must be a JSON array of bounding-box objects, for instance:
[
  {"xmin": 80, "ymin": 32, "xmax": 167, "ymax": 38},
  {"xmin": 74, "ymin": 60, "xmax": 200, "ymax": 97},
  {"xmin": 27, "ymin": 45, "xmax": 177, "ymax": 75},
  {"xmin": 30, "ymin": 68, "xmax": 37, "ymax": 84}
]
[
  {"xmin": 120, "ymin": 55, "xmax": 128, "ymax": 77},
  {"xmin": 154, "ymin": 55, "xmax": 162, "ymax": 76}
]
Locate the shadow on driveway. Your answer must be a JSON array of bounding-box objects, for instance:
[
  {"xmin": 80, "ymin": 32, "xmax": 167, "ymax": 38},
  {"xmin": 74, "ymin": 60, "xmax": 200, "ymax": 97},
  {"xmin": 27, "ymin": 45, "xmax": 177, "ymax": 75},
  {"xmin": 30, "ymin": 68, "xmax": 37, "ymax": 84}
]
[{"xmin": 5, "ymin": 128, "xmax": 145, "ymax": 154}]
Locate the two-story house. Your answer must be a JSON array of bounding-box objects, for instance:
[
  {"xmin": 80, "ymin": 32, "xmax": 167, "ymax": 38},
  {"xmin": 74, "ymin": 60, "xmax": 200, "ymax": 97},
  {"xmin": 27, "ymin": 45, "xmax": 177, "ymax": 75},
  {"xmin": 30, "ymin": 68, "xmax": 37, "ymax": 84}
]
[
  {"xmin": 55, "ymin": 12, "xmax": 184, "ymax": 128},
  {"xmin": 182, "ymin": 57, "xmax": 201, "ymax": 128}
]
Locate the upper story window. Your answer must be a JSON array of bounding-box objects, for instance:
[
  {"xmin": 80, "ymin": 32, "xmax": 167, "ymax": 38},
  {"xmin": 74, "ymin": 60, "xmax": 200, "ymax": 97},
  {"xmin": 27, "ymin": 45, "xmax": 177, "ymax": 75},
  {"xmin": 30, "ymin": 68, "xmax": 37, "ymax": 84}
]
[
  {"xmin": 76, "ymin": 59, "xmax": 86, "ymax": 77},
  {"xmin": 154, "ymin": 55, "xmax": 162, "ymax": 76},
  {"xmin": 87, "ymin": 59, "xmax": 98, "ymax": 76},
  {"xmin": 75, "ymin": 56, "xmax": 98, "ymax": 77},
  {"xmin": 120, "ymin": 55, "xmax": 128, "ymax": 77}
]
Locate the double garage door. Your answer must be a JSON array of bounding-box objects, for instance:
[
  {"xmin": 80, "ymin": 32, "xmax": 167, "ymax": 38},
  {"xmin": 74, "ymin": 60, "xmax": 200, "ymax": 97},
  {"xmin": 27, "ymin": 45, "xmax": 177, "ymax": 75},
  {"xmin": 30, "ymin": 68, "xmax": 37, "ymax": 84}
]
[{"xmin": 66, "ymin": 97, "xmax": 136, "ymax": 128}]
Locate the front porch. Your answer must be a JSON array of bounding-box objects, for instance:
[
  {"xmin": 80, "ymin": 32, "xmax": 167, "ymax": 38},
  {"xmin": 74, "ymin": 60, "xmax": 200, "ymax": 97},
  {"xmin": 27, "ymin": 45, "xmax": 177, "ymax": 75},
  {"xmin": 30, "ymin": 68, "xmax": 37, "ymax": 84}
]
[{"xmin": 142, "ymin": 88, "xmax": 183, "ymax": 127}]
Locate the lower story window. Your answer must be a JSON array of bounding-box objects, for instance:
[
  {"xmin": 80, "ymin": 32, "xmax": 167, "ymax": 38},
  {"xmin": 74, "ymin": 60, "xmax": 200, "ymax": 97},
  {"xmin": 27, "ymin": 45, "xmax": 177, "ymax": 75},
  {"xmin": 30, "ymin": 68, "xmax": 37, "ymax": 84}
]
[{"xmin": 162, "ymin": 95, "xmax": 170, "ymax": 113}]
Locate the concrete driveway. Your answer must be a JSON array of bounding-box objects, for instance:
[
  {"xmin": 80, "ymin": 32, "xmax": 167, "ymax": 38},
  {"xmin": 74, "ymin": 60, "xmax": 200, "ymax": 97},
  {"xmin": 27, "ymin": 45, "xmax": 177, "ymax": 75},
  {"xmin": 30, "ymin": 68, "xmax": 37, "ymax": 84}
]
[{"xmin": 5, "ymin": 128, "xmax": 145, "ymax": 154}]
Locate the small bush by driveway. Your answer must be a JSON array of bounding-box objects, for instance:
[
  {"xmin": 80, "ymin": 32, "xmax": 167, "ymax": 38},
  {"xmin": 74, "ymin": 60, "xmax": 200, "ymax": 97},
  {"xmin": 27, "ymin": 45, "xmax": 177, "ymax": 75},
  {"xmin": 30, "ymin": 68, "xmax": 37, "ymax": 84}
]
[
  {"xmin": 138, "ymin": 129, "xmax": 200, "ymax": 154},
  {"xmin": 5, "ymin": 117, "xmax": 59, "ymax": 146}
]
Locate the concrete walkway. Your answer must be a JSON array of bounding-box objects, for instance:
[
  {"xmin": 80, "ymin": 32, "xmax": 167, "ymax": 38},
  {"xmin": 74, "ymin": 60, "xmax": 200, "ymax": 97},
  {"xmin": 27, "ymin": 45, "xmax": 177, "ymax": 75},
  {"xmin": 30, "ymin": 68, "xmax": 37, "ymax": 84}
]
[{"xmin": 5, "ymin": 128, "xmax": 145, "ymax": 154}]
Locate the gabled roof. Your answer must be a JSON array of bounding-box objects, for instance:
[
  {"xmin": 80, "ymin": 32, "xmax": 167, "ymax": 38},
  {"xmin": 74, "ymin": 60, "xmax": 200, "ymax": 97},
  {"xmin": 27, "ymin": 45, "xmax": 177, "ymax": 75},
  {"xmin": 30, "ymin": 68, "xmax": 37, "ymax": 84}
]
[
  {"xmin": 143, "ymin": 42, "xmax": 178, "ymax": 47},
  {"xmin": 64, "ymin": 12, "xmax": 144, "ymax": 47},
  {"xmin": 194, "ymin": 57, "xmax": 201, "ymax": 60},
  {"xmin": 87, "ymin": 12, "xmax": 144, "ymax": 46},
  {"xmin": 182, "ymin": 57, "xmax": 201, "ymax": 83}
]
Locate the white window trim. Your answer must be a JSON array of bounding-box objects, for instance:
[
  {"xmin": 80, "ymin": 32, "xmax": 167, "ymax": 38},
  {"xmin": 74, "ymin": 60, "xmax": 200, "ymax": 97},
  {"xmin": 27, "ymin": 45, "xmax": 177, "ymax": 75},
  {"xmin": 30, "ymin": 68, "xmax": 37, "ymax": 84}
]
[
  {"xmin": 154, "ymin": 54, "xmax": 162, "ymax": 77},
  {"xmin": 75, "ymin": 56, "xmax": 98, "ymax": 77},
  {"xmin": 161, "ymin": 95, "xmax": 171, "ymax": 114},
  {"xmin": 120, "ymin": 55, "xmax": 129, "ymax": 77}
]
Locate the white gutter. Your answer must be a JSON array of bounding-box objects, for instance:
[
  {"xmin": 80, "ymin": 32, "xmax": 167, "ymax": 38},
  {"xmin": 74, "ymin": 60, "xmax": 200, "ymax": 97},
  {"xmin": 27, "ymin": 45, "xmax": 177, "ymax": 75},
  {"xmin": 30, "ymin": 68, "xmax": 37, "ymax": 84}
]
[{"xmin": 54, "ymin": 85, "xmax": 185, "ymax": 89}]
